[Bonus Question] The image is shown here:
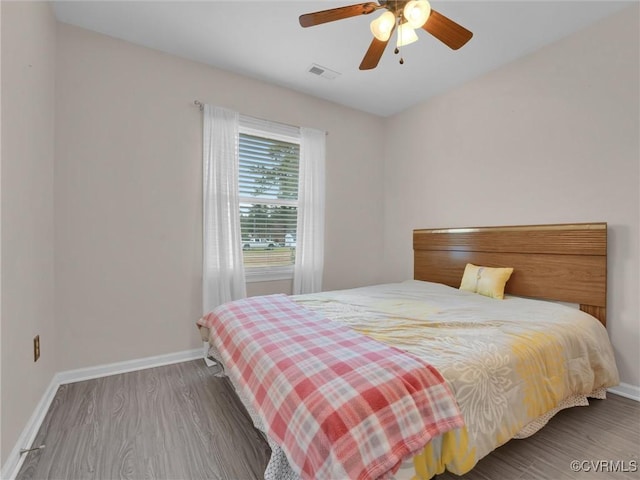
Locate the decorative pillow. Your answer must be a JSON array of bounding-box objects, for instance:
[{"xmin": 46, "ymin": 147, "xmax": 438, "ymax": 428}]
[{"xmin": 459, "ymin": 263, "xmax": 514, "ymax": 300}]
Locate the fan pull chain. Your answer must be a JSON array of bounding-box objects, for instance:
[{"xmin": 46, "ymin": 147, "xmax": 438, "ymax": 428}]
[{"xmin": 394, "ymin": 14, "xmax": 405, "ymax": 65}]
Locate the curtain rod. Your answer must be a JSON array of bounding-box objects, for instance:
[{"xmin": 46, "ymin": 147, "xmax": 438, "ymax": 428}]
[{"xmin": 193, "ymin": 100, "xmax": 328, "ymax": 136}]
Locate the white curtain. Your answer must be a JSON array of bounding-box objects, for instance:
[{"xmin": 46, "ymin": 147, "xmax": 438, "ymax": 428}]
[
  {"xmin": 293, "ymin": 127, "xmax": 326, "ymax": 294},
  {"xmin": 202, "ymin": 105, "xmax": 246, "ymax": 313}
]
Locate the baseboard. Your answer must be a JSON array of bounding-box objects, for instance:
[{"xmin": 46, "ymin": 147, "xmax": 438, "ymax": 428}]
[
  {"xmin": 0, "ymin": 376, "xmax": 59, "ymax": 480},
  {"xmin": 608, "ymin": 382, "xmax": 640, "ymax": 402},
  {"xmin": 55, "ymin": 348, "xmax": 202, "ymax": 385},
  {"xmin": 0, "ymin": 348, "xmax": 202, "ymax": 480}
]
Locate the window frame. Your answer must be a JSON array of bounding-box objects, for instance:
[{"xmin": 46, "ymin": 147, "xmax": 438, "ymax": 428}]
[{"xmin": 238, "ymin": 124, "xmax": 301, "ymax": 283}]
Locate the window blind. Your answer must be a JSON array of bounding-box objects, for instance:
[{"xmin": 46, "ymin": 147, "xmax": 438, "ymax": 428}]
[{"xmin": 238, "ymin": 131, "xmax": 300, "ymax": 273}]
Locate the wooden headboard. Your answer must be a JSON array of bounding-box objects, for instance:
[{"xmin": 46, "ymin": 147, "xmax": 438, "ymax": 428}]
[{"xmin": 413, "ymin": 223, "xmax": 607, "ymax": 326}]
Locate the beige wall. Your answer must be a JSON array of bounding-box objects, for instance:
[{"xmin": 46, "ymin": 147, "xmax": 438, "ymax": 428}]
[
  {"xmin": 54, "ymin": 23, "xmax": 386, "ymax": 372},
  {"xmin": 2, "ymin": 2, "xmax": 638, "ymax": 466},
  {"xmin": 382, "ymin": 5, "xmax": 639, "ymax": 386},
  {"xmin": 1, "ymin": 2, "xmax": 57, "ymax": 464}
]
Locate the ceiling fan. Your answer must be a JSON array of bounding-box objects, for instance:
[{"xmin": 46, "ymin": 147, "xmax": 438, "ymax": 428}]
[{"xmin": 299, "ymin": 1, "xmax": 473, "ymax": 70}]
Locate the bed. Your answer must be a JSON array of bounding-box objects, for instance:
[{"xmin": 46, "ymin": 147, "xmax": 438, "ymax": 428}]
[{"xmin": 197, "ymin": 222, "xmax": 619, "ymax": 479}]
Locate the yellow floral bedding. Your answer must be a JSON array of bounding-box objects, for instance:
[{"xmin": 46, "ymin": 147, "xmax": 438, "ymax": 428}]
[{"xmin": 293, "ymin": 280, "xmax": 620, "ymax": 478}]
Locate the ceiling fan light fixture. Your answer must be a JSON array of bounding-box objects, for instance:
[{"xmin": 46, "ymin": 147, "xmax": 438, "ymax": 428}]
[
  {"xmin": 299, "ymin": 1, "xmax": 473, "ymax": 71},
  {"xmin": 396, "ymin": 22, "xmax": 418, "ymax": 47},
  {"xmin": 370, "ymin": 11, "xmax": 396, "ymax": 41},
  {"xmin": 403, "ymin": 0, "xmax": 431, "ymax": 29}
]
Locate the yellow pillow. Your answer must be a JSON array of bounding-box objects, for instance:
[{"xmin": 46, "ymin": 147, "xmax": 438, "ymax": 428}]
[{"xmin": 459, "ymin": 263, "xmax": 514, "ymax": 300}]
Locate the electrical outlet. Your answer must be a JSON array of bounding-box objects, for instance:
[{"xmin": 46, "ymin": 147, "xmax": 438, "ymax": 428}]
[{"xmin": 34, "ymin": 335, "xmax": 40, "ymax": 362}]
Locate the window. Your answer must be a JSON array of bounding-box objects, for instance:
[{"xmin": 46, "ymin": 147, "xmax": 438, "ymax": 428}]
[
  {"xmin": 202, "ymin": 104, "xmax": 324, "ymax": 308},
  {"xmin": 238, "ymin": 120, "xmax": 300, "ymax": 281}
]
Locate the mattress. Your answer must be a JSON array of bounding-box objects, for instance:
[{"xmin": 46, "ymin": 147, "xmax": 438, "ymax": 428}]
[{"xmin": 199, "ymin": 280, "xmax": 620, "ymax": 479}]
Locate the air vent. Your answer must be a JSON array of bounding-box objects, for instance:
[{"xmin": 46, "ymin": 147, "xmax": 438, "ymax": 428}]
[{"xmin": 307, "ymin": 63, "xmax": 341, "ymax": 80}]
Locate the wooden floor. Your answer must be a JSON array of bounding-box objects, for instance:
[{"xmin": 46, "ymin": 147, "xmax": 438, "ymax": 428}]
[
  {"xmin": 17, "ymin": 360, "xmax": 639, "ymax": 480},
  {"xmin": 17, "ymin": 361, "xmax": 270, "ymax": 480}
]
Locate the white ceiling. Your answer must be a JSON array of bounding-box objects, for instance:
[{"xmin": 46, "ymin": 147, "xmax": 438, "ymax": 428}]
[{"xmin": 52, "ymin": 1, "xmax": 633, "ymax": 117}]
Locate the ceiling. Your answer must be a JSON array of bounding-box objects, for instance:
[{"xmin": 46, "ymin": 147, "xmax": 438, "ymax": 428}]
[{"xmin": 52, "ymin": 1, "xmax": 633, "ymax": 117}]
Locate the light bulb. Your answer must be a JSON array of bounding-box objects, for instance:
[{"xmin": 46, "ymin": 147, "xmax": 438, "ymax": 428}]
[
  {"xmin": 370, "ymin": 11, "xmax": 396, "ymax": 41},
  {"xmin": 397, "ymin": 23, "xmax": 418, "ymax": 47},
  {"xmin": 403, "ymin": 0, "xmax": 431, "ymax": 29}
]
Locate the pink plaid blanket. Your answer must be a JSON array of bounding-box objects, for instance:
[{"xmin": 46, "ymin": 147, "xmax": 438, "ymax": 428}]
[{"xmin": 199, "ymin": 294, "xmax": 463, "ymax": 480}]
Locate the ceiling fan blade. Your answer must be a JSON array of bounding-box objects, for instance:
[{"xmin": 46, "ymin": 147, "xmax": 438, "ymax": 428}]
[
  {"xmin": 299, "ymin": 2, "xmax": 378, "ymax": 27},
  {"xmin": 359, "ymin": 32, "xmax": 393, "ymax": 70},
  {"xmin": 422, "ymin": 9, "xmax": 473, "ymax": 50}
]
